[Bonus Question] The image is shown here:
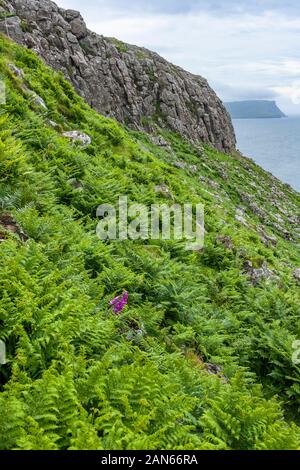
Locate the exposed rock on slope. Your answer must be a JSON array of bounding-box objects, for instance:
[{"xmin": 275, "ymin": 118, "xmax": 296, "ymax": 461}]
[{"xmin": 0, "ymin": 0, "xmax": 236, "ymax": 153}]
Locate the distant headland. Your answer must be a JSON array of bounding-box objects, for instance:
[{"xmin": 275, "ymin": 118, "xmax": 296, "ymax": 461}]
[{"xmin": 225, "ymin": 100, "xmax": 286, "ymax": 119}]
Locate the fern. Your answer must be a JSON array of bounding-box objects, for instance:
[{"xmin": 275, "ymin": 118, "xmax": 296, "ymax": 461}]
[{"xmin": 0, "ymin": 33, "xmax": 299, "ymax": 450}]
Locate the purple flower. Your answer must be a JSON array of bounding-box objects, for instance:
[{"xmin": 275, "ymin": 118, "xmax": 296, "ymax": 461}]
[
  {"xmin": 109, "ymin": 291, "xmax": 128, "ymax": 314},
  {"xmin": 110, "ymin": 295, "xmax": 120, "ymax": 306}
]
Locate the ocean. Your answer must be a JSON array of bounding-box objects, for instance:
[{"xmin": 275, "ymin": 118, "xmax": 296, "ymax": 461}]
[{"xmin": 232, "ymin": 116, "xmax": 300, "ymax": 192}]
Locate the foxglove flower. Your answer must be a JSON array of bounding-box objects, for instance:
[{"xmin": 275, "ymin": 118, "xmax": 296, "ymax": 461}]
[
  {"xmin": 110, "ymin": 295, "xmax": 120, "ymax": 307},
  {"xmin": 109, "ymin": 291, "xmax": 128, "ymax": 314}
]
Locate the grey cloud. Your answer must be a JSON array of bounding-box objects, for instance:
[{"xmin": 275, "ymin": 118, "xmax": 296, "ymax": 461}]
[
  {"xmin": 110, "ymin": 0, "xmax": 299, "ymax": 15},
  {"xmin": 56, "ymin": 0, "xmax": 300, "ymax": 114},
  {"xmin": 57, "ymin": 0, "xmax": 299, "ymax": 15},
  {"xmin": 213, "ymin": 82, "xmax": 279, "ymax": 102}
]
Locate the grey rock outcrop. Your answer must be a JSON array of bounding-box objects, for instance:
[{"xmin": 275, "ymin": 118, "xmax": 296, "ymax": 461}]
[
  {"xmin": 62, "ymin": 130, "xmax": 91, "ymax": 147},
  {"xmin": 293, "ymin": 268, "xmax": 300, "ymax": 283},
  {"xmin": 0, "ymin": 0, "xmax": 236, "ymax": 153},
  {"xmin": 244, "ymin": 260, "xmax": 275, "ymax": 286},
  {"xmin": 154, "ymin": 184, "xmax": 174, "ymax": 199},
  {"xmin": 7, "ymin": 62, "xmax": 48, "ymax": 109}
]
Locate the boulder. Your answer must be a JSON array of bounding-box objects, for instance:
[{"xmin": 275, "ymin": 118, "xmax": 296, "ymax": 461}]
[
  {"xmin": 173, "ymin": 161, "xmax": 187, "ymax": 170},
  {"xmin": 244, "ymin": 260, "xmax": 275, "ymax": 286},
  {"xmin": 7, "ymin": 63, "xmax": 25, "ymax": 79},
  {"xmin": 293, "ymin": 269, "xmax": 300, "ymax": 283},
  {"xmin": 70, "ymin": 17, "xmax": 87, "ymax": 39},
  {"xmin": 154, "ymin": 184, "xmax": 173, "ymax": 199},
  {"xmin": 62, "ymin": 130, "xmax": 92, "ymax": 147}
]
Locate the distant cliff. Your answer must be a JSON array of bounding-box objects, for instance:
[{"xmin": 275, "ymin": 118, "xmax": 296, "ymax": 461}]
[
  {"xmin": 225, "ymin": 100, "xmax": 286, "ymax": 119},
  {"xmin": 0, "ymin": 0, "xmax": 236, "ymax": 153}
]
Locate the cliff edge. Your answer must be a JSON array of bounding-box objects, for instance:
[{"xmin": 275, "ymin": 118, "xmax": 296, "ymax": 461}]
[{"xmin": 0, "ymin": 0, "xmax": 236, "ymax": 152}]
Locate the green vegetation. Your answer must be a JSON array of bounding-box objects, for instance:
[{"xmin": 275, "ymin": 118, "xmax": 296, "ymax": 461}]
[
  {"xmin": 109, "ymin": 38, "xmax": 129, "ymax": 54},
  {"xmin": 0, "ymin": 13, "xmax": 17, "ymax": 20},
  {"xmin": 20, "ymin": 19, "xmax": 33, "ymax": 34},
  {"xmin": 136, "ymin": 50, "xmax": 147, "ymax": 61},
  {"xmin": 0, "ymin": 35, "xmax": 300, "ymax": 450},
  {"xmin": 79, "ymin": 40, "xmax": 95, "ymax": 57},
  {"xmin": 145, "ymin": 67, "xmax": 155, "ymax": 82},
  {"xmin": 152, "ymin": 100, "xmax": 165, "ymax": 123}
]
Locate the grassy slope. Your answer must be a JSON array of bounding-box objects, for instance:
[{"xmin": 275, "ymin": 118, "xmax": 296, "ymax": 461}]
[{"xmin": 0, "ymin": 35, "xmax": 300, "ymax": 450}]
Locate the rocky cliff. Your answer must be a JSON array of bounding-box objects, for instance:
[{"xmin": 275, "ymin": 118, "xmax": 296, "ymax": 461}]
[{"xmin": 0, "ymin": 0, "xmax": 236, "ymax": 152}]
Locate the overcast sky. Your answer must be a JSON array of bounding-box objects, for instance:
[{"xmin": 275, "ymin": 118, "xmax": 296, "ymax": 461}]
[{"xmin": 57, "ymin": 0, "xmax": 300, "ymax": 114}]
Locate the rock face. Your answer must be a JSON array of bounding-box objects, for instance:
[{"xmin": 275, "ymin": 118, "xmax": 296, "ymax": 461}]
[
  {"xmin": 243, "ymin": 260, "xmax": 275, "ymax": 286},
  {"xmin": 293, "ymin": 269, "xmax": 300, "ymax": 283},
  {"xmin": 62, "ymin": 130, "xmax": 91, "ymax": 147},
  {"xmin": 0, "ymin": 0, "xmax": 236, "ymax": 153}
]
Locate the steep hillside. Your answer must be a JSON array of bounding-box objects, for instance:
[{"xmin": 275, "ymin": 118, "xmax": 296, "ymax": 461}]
[
  {"xmin": 0, "ymin": 35, "xmax": 300, "ymax": 450},
  {"xmin": 0, "ymin": 0, "xmax": 236, "ymax": 153}
]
